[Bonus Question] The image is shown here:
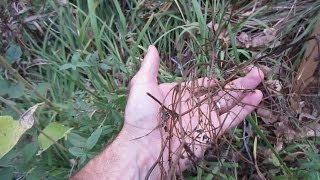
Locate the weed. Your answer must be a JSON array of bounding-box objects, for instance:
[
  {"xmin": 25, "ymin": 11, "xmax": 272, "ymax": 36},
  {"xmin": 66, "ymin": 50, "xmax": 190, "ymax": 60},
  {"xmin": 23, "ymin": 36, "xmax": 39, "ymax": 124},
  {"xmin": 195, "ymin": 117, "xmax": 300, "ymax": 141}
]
[{"xmin": 0, "ymin": 0, "xmax": 319, "ymax": 179}]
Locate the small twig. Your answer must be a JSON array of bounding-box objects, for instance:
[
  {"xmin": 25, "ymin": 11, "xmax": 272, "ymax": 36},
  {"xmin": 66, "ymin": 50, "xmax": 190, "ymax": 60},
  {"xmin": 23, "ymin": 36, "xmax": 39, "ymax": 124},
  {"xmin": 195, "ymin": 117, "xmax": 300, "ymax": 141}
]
[
  {"xmin": 146, "ymin": 92, "xmax": 178, "ymax": 117},
  {"xmin": 130, "ymin": 93, "xmax": 178, "ymax": 141},
  {"xmin": 144, "ymin": 136, "xmax": 170, "ymax": 180}
]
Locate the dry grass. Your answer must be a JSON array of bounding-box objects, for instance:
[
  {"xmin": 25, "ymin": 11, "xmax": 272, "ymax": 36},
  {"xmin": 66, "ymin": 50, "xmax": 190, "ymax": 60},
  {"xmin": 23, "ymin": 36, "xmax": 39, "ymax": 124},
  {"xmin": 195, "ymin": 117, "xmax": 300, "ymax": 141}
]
[{"xmin": 0, "ymin": 0, "xmax": 320, "ymax": 179}]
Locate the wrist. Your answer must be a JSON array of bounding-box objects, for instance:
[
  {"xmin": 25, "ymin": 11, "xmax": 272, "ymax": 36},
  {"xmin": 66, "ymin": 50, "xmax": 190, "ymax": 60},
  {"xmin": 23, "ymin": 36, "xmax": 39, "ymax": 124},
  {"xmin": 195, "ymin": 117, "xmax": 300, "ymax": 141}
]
[
  {"xmin": 72, "ymin": 129, "xmax": 161, "ymax": 180},
  {"xmin": 109, "ymin": 128, "xmax": 161, "ymax": 179},
  {"xmin": 120, "ymin": 124, "xmax": 161, "ymax": 155},
  {"xmin": 119, "ymin": 125, "xmax": 162, "ymax": 177}
]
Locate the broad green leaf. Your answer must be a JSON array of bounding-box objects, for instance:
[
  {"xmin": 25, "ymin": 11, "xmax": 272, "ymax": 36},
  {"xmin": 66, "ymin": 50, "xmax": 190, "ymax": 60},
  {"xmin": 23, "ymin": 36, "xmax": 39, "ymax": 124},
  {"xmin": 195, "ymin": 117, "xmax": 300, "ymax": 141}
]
[
  {"xmin": 8, "ymin": 83, "xmax": 25, "ymax": 99},
  {"xmin": 85, "ymin": 128, "xmax": 102, "ymax": 150},
  {"xmin": 5, "ymin": 43, "xmax": 22, "ymax": 64},
  {"xmin": 101, "ymin": 125, "xmax": 114, "ymax": 136},
  {"xmin": 85, "ymin": 52, "xmax": 98, "ymax": 62},
  {"xmin": 76, "ymin": 100, "xmax": 93, "ymax": 111},
  {"xmin": 20, "ymin": 140, "xmax": 39, "ymax": 163},
  {"xmin": 0, "ymin": 103, "xmax": 41, "ymax": 159},
  {"xmin": 38, "ymin": 122, "xmax": 73, "ymax": 154},
  {"xmin": 26, "ymin": 166, "xmax": 49, "ymax": 180},
  {"xmin": 69, "ymin": 147, "xmax": 85, "ymax": 157},
  {"xmin": 59, "ymin": 63, "xmax": 74, "ymax": 70},
  {"xmin": 0, "ymin": 116, "xmax": 20, "ymax": 159},
  {"xmin": 0, "ymin": 80, "xmax": 9, "ymax": 95},
  {"xmin": 36, "ymin": 83, "xmax": 50, "ymax": 95},
  {"xmin": 71, "ymin": 52, "xmax": 81, "ymax": 63},
  {"xmin": 79, "ymin": 154, "xmax": 87, "ymax": 165},
  {"xmin": 0, "ymin": 167, "xmax": 13, "ymax": 180},
  {"xmin": 99, "ymin": 63, "xmax": 111, "ymax": 71},
  {"xmin": 111, "ymin": 110, "xmax": 122, "ymax": 124},
  {"xmin": 75, "ymin": 61, "xmax": 90, "ymax": 68},
  {"xmin": 67, "ymin": 133, "xmax": 86, "ymax": 148}
]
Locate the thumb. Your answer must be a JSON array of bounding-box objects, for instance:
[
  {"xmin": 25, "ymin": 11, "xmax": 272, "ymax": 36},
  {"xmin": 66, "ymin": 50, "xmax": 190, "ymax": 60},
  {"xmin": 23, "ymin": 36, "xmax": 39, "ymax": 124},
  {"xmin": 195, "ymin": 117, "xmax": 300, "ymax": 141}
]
[{"xmin": 132, "ymin": 45, "xmax": 160, "ymax": 84}]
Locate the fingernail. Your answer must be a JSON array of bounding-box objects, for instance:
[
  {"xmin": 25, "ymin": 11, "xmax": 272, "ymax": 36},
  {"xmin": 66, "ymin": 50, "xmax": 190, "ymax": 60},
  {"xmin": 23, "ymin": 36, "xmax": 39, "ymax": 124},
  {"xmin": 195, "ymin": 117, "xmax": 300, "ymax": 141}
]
[{"xmin": 148, "ymin": 45, "xmax": 152, "ymax": 51}]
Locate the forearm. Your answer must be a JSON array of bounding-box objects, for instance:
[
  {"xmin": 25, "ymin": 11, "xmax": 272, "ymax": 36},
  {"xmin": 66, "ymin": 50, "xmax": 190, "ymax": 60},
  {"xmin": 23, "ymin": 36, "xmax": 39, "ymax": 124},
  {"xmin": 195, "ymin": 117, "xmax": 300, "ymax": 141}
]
[{"xmin": 71, "ymin": 129, "xmax": 160, "ymax": 180}]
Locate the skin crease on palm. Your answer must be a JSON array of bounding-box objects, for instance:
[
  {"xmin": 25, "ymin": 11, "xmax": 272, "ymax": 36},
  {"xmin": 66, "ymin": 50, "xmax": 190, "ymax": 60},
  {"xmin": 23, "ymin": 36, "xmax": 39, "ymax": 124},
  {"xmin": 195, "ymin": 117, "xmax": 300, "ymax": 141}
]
[
  {"xmin": 125, "ymin": 45, "xmax": 264, "ymax": 169},
  {"xmin": 72, "ymin": 45, "xmax": 264, "ymax": 179}
]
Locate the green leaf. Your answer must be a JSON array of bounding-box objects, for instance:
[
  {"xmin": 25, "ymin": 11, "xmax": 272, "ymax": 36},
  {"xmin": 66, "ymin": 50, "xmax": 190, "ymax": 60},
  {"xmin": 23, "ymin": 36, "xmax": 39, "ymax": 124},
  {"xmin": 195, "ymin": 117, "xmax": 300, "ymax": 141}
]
[
  {"xmin": 68, "ymin": 147, "xmax": 85, "ymax": 157},
  {"xmin": 36, "ymin": 83, "xmax": 50, "ymax": 95},
  {"xmin": 101, "ymin": 125, "xmax": 114, "ymax": 136},
  {"xmin": 111, "ymin": 110, "xmax": 122, "ymax": 124},
  {"xmin": 59, "ymin": 63, "xmax": 74, "ymax": 71},
  {"xmin": 79, "ymin": 154, "xmax": 87, "ymax": 165},
  {"xmin": 5, "ymin": 43, "xmax": 22, "ymax": 64},
  {"xmin": 85, "ymin": 52, "xmax": 98, "ymax": 62},
  {"xmin": 0, "ymin": 167, "xmax": 13, "ymax": 180},
  {"xmin": 0, "ymin": 80, "xmax": 10, "ymax": 96},
  {"xmin": 85, "ymin": 128, "xmax": 102, "ymax": 150},
  {"xmin": 8, "ymin": 83, "xmax": 25, "ymax": 99},
  {"xmin": 20, "ymin": 140, "xmax": 39, "ymax": 163},
  {"xmin": 99, "ymin": 63, "xmax": 111, "ymax": 71},
  {"xmin": 0, "ymin": 116, "xmax": 20, "ymax": 159},
  {"xmin": 0, "ymin": 104, "xmax": 41, "ymax": 159},
  {"xmin": 71, "ymin": 52, "xmax": 81, "ymax": 63},
  {"xmin": 26, "ymin": 166, "xmax": 48, "ymax": 180},
  {"xmin": 75, "ymin": 61, "xmax": 90, "ymax": 68},
  {"xmin": 67, "ymin": 133, "xmax": 86, "ymax": 148},
  {"xmin": 76, "ymin": 99, "xmax": 93, "ymax": 111},
  {"xmin": 271, "ymin": 153, "xmax": 281, "ymax": 167},
  {"xmin": 38, "ymin": 122, "xmax": 73, "ymax": 154}
]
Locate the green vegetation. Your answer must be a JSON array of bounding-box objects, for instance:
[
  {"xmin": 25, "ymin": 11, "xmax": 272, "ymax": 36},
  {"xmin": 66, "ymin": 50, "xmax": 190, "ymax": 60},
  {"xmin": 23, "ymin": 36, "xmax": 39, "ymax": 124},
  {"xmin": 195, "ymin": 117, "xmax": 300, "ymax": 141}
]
[{"xmin": 0, "ymin": 0, "xmax": 319, "ymax": 179}]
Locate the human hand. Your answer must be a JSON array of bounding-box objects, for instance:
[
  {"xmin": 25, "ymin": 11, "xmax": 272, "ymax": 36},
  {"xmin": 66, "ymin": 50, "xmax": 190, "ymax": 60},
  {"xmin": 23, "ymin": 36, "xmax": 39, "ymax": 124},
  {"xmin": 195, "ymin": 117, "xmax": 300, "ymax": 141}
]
[
  {"xmin": 122, "ymin": 45, "xmax": 264, "ymax": 177},
  {"xmin": 72, "ymin": 45, "xmax": 264, "ymax": 180}
]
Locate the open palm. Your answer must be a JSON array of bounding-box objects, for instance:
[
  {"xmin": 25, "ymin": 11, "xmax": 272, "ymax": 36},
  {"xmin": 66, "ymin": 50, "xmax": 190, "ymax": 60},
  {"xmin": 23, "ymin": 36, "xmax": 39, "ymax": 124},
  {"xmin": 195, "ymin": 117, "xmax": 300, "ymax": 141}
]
[{"xmin": 123, "ymin": 46, "xmax": 264, "ymax": 176}]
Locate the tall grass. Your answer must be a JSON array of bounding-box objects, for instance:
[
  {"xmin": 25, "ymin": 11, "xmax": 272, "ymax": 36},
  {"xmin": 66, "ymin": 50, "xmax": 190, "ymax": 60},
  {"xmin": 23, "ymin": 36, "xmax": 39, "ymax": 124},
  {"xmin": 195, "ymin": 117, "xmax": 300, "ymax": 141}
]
[{"xmin": 0, "ymin": 0, "xmax": 319, "ymax": 179}]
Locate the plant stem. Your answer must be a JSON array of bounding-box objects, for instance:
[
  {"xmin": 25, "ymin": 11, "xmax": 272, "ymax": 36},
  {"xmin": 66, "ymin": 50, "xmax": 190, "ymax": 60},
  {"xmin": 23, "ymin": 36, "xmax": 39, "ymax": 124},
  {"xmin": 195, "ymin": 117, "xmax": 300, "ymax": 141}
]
[
  {"xmin": 247, "ymin": 115, "xmax": 292, "ymax": 175},
  {"xmin": 0, "ymin": 55, "xmax": 60, "ymax": 112}
]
